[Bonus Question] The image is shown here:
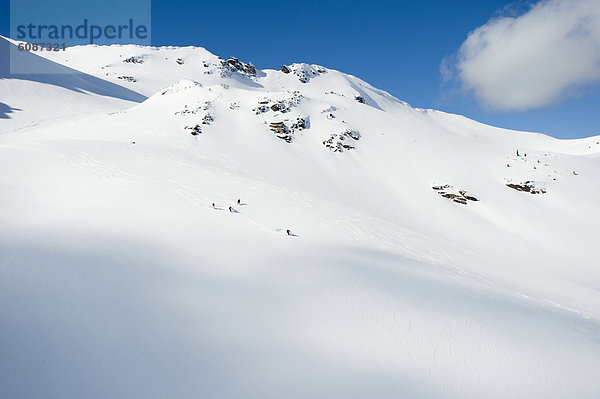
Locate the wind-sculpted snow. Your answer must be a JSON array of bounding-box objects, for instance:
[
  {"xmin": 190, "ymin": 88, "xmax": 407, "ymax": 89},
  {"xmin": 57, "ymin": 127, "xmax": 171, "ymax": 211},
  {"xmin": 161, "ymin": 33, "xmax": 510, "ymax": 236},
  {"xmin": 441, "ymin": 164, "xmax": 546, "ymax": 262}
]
[{"xmin": 1, "ymin": 38, "xmax": 600, "ymax": 398}]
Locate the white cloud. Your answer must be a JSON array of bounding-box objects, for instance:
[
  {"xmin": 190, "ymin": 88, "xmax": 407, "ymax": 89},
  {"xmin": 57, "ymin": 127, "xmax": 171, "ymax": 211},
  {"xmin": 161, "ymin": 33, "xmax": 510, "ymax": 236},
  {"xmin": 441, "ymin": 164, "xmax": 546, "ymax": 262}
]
[
  {"xmin": 452, "ymin": 0, "xmax": 600, "ymax": 111},
  {"xmin": 439, "ymin": 56, "xmax": 454, "ymax": 84}
]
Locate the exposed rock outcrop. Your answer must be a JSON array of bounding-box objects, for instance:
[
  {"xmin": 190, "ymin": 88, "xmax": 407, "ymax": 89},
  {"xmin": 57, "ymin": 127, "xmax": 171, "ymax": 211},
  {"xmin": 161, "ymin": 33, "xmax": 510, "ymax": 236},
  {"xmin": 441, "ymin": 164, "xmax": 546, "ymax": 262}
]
[
  {"xmin": 323, "ymin": 130, "xmax": 361, "ymax": 152},
  {"xmin": 280, "ymin": 63, "xmax": 327, "ymax": 83},
  {"xmin": 432, "ymin": 185, "xmax": 479, "ymax": 205},
  {"xmin": 185, "ymin": 124, "xmax": 202, "ymax": 136},
  {"xmin": 220, "ymin": 57, "xmax": 257, "ymax": 77},
  {"xmin": 252, "ymin": 92, "xmax": 302, "ymax": 115},
  {"xmin": 123, "ymin": 56, "xmax": 143, "ymax": 64},
  {"xmin": 117, "ymin": 76, "xmax": 136, "ymax": 82},
  {"xmin": 291, "ymin": 117, "xmax": 309, "ymax": 131},
  {"xmin": 269, "ymin": 122, "xmax": 292, "ymax": 143},
  {"xmin": 505, "ymin": 181, "xmax": 546, "ymax": 194},
  {"xmin": 268, "ymin": 116, "xmax": 309, "ymax": 143}
]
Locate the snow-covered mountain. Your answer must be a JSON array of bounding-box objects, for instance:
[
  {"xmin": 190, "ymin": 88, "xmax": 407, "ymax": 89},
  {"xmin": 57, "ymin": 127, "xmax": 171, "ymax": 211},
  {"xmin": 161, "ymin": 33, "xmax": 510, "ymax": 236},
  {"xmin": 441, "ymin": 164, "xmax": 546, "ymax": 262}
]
[{"xmin": 1, "ymin": 36, "xmax": 600, "ymax": 398}]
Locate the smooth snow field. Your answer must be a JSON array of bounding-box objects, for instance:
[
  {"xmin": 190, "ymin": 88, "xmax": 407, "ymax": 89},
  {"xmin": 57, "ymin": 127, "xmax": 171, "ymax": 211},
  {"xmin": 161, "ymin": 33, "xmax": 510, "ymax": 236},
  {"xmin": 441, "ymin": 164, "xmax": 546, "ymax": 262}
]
[{"xmin": 1, "ymin": 36, "xmax": 600, "ymax": 398}]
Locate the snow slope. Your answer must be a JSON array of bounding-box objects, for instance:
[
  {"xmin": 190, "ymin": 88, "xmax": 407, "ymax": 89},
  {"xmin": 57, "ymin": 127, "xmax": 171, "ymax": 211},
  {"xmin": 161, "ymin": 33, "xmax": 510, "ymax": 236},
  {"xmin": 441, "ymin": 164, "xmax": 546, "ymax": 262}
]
[
  {"xmin": 0, "ymin": 37, "xmax": 145, "ymax": 133},
  {"xmin": 1, "ymin": 39, "xmax": 600, "ymax": 398}
]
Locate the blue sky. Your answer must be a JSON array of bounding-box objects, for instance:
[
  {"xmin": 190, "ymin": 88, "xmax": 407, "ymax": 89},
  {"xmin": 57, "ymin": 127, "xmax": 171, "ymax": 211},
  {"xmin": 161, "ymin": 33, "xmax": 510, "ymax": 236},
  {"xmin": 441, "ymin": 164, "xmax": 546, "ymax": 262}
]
[{"xmin": 2, "ymin": 0, "xmax": 598, "ymax": 139}]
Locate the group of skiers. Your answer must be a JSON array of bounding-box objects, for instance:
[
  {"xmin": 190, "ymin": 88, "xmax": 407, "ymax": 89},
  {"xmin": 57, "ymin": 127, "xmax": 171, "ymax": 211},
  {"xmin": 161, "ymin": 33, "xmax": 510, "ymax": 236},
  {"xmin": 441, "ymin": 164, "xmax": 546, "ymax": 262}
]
[
  {"xmin": 211, "ymin": 199, "xmax": 293, "ymax": 236},
  {"xmin": 211, "ymin": 198, "xmax": 241, "ymax": 211}
]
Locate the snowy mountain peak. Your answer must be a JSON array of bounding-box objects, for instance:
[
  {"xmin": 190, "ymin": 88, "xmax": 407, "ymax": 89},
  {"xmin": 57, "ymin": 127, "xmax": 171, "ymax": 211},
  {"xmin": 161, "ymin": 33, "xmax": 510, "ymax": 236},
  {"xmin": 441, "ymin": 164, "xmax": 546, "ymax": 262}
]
[{"xmin": 281, "ymin": 63, "xmax": 328, "ymax": 83}]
